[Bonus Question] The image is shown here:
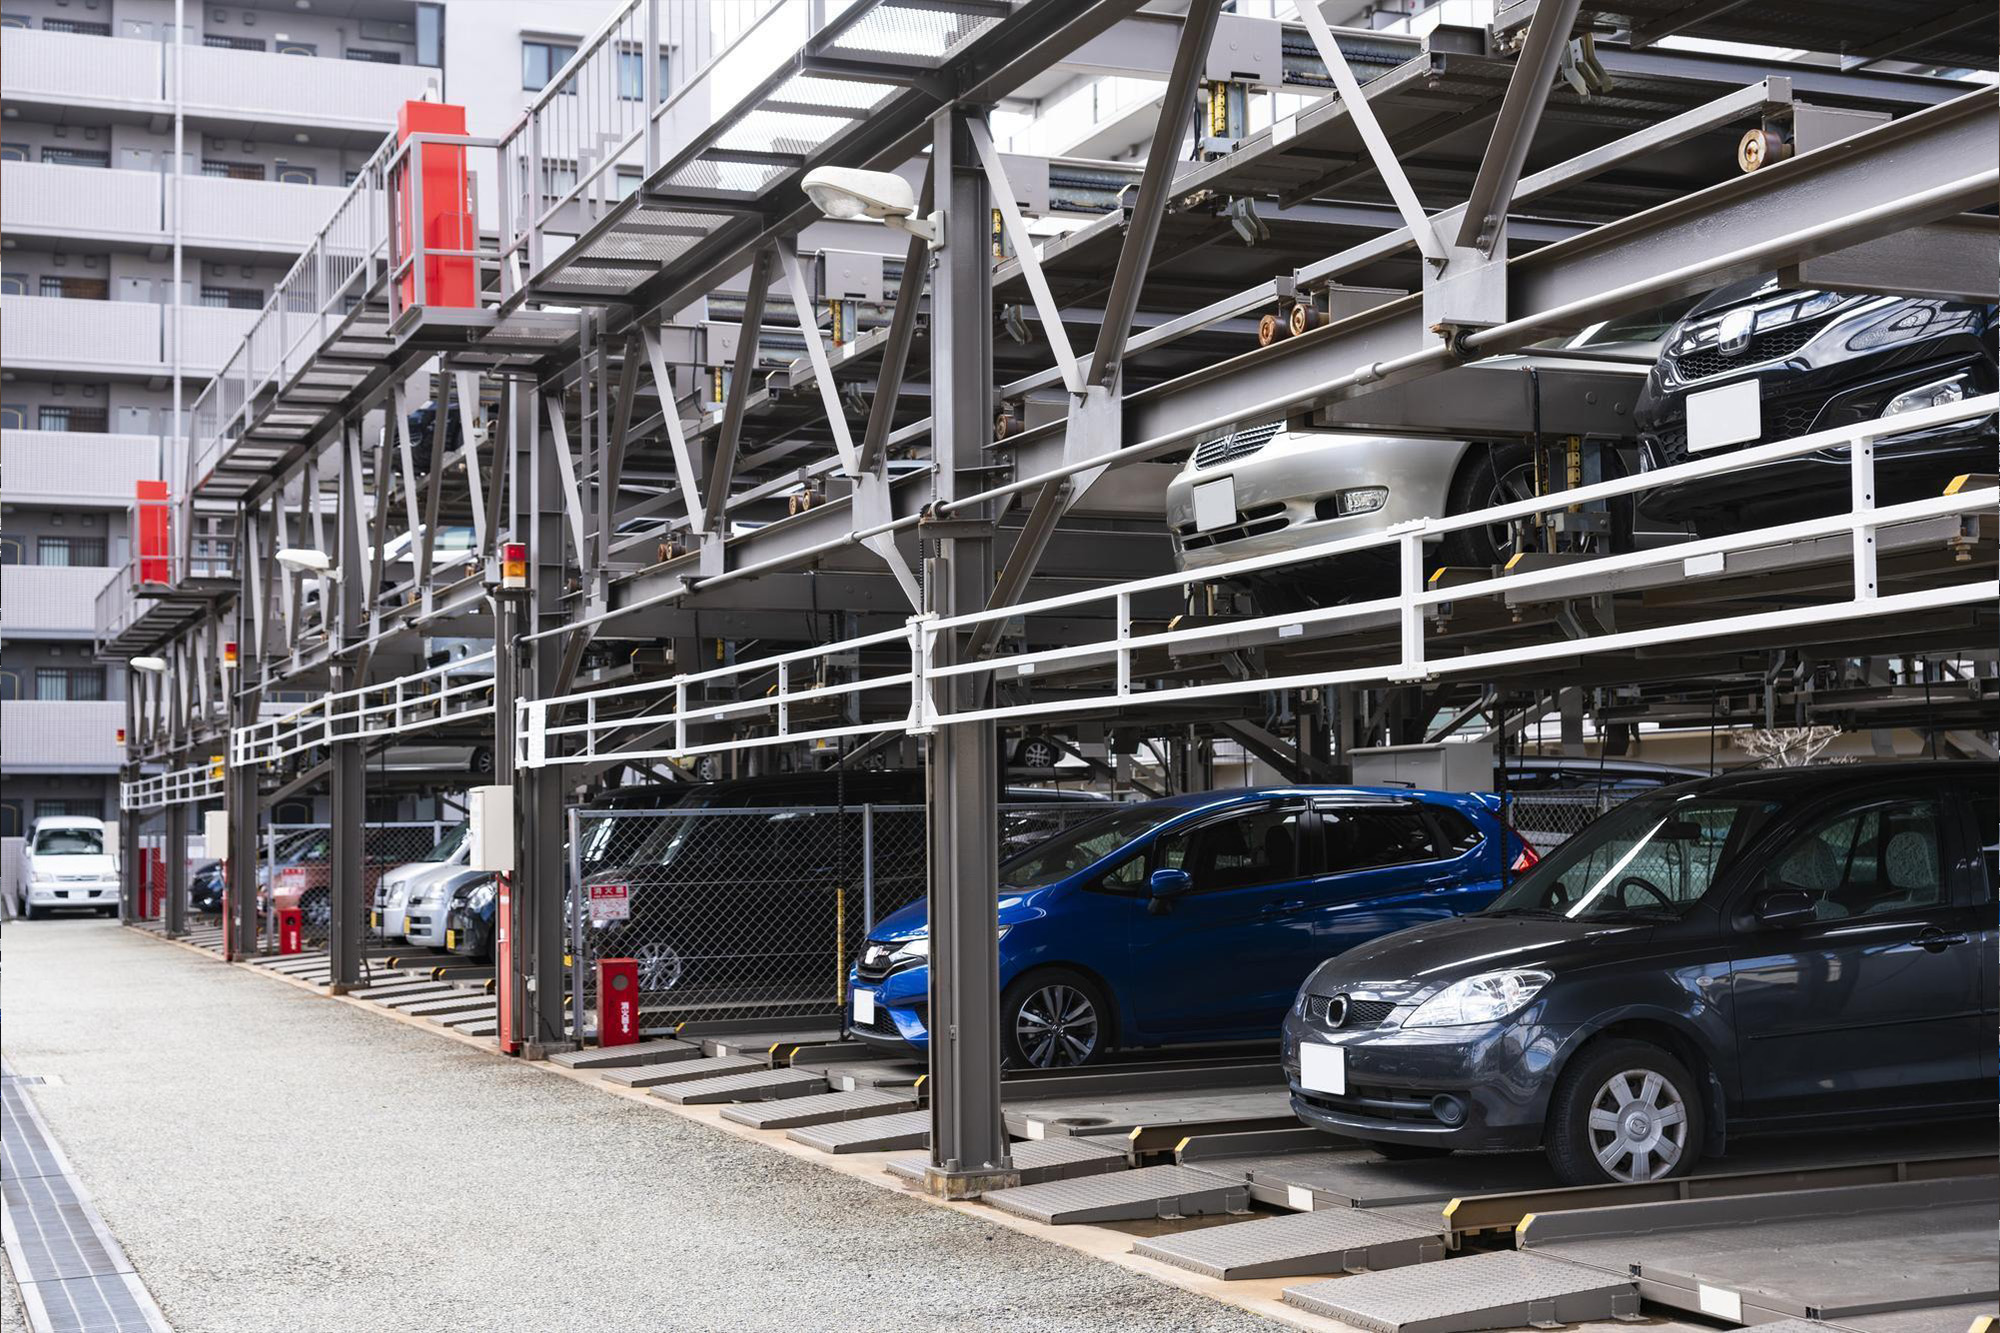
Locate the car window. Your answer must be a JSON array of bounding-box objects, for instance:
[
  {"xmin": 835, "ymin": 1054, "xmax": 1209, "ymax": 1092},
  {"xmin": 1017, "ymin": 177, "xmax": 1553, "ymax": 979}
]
[
  {"xmin": 1003, "ymin": 806, "xmax": 1182, "ymax": 890},
  {"xmin": 33, "ymin": 827, "xmax": 101, "ymax": 855},
  {"xmin": 1487, "ymin": 794, "xmax": 1776, "ymax": 920},
  {"xmin": 1428, "ymin": 807, "xmax": 1484, "ymax": 856},
  {"xmin": 1153, "ymin": 805, "xmax": 1302, "ymax": 893},
  {"xmin": 1322, "ymin": 806, "xmax": 1440, "ymax": 870},
  {"xmin": 1770, "ymin": 798, "xmax": 1944, "ymax": 922}
]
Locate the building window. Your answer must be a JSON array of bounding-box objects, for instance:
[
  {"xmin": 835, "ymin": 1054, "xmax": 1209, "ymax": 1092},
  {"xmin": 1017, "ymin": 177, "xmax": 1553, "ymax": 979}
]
[
  {"xmin": 40, "ymin": 275, "xmax": 109, "ymax": 300},
  {"xmin": 0, "ymin": 802, "xmax": 21, "ymax": 838},
  {"xmin": 202, "ymin": 160, "xmax": 265, "ymax": 181},
  {"xmin": 522, "ymin": 40, "xmax": 578, "ymax": 92},
  {"xmin": 415, "ymin": 3, "xmax": 443, "ymax": 69},
  {"xmin": 43, "ymin": 17, "xmax": 112, "ymax": 36},
  {"xmin": 38, "ymin": 405, "xmax": 109, "ymax": 433},
  {"xmin": 40, "ymin": 146, "xmax": 110, "ymax": 169},
  {"xmin": 203, "ymin": 33, "xmax": 265, "ymax": 51},
  {"xmin": 344, "ymin": 169, "xmax": 363, "ymax": 187},
  {"xmin": 201, "ymin": 285, "xmax": 264, "ymax": 310},
  {"xmin": 0, "ymin": 272, "xmax": 25, "ymax": 296},
  {"xmin": 615, "ymin": 170, "xmax": 641, "ymax": 201},
  {"xmin": 275, "ymin": 164, "xmax": 318, "ymax": 185},
  {"xmin": 0, "ymin": 405, "xmax": 25, "ymax": 431},
  {"xmin": 275, "ymin": 39, "xmax": 317, "ymax": 56},
  {"xmin": 617, "ymin": 49, "xmax": 670, "ymax": 100},
  {"xmin": 345, "ymin": 47, "xmax": 401, "ymax": 64},
  {"xmin": 0, "ymin": 536, "xmax": 20, "ymax": 565},
  {"xmin": 37, "ymin": 667, "xmax": 107, "ymax": 702},
  {"xmin": 1, "ymin": 15, "xmax": 29, "ymax": 31},
  {"xmin": 36, "ymin": 798, "xmax": 103, "ymax": 820},
  {"xmin": 0, "ymin": 143, "xmax": 28, "ymax": 163},
  {"xmin": 38, "ymin": 535, "xmax": 109, "ymax": 567}
]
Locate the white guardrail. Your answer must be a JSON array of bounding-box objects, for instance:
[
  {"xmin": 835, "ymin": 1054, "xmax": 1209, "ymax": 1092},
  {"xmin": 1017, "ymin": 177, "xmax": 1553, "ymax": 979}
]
[
  {"xmin": 232, "ymin": 649, "xmax": 496, "ymax": 768},
  {"xmin": 122, "ymin": 764, "xmax": 223, "ymax": 813},
  {"xmin": 509, "ymin": 393, "xmax": 1999, "ymax": 769}
]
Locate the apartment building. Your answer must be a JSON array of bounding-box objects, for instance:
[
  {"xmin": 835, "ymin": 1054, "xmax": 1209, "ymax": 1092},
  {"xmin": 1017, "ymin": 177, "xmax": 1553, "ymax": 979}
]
[{"xmin": 0, "ymin": 0, "xmax": 623, "ymax": 835}]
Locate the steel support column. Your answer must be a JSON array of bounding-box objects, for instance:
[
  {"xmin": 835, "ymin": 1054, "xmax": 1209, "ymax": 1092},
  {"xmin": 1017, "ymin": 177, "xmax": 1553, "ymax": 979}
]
[
  {"xmin": 226, "ymin": 551, "xmax": 263, "ymax": 960},
  {"xmin": 163, "ymin": 796, "xmax": 189, "ymax": 937},
  {"xmin": 513, "ymin": 386, "xmax": 572, "ymax": 1056},
  {"xmin": 923, "ymin": 107, "xmax": 1014, "ymax": 1199},
  {"xmin": 328, "ymin": 422, "xmax": 367, "ymax": 992}
]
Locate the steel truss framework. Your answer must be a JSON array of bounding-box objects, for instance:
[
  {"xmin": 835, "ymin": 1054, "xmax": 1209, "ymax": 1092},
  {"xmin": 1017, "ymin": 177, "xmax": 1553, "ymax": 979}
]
[{"xmin": 97, "ymin": 0, "xmax": 1999, "ymax": 1180}]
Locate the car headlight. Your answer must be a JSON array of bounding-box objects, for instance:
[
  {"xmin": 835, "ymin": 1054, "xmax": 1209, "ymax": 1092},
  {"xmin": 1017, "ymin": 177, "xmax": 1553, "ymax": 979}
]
[
  {"xmin": 391, "ymin": 883, "xmax": 412, "ymax": 905},
  {"xmin": 1880, "ymin": 372, "xmax": 1971, "ymax": 419},
  {"xmin": 891, "ymin": 938, "xmax": 929, "ymax": 964},
  {"xmin": 1404, "ymin": 970, "xmax": 1551, "ymax": 1028},
  {"xmin": 466, "ymin": 882, "xmax": 496, "ymax": 910}
]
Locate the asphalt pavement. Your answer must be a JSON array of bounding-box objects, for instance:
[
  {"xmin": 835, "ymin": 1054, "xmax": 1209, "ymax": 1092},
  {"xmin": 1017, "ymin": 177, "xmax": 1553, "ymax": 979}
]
[{"xmin": 1, "ymin": 919, "xmax": 1277, "ymax": 1333}]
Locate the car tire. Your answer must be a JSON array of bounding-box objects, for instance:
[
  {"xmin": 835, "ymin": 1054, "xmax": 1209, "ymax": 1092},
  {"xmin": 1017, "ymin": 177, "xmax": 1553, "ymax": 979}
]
[
  {"xmin": 1439, "ymin": 442, "xmax": 1632, "ymax": 571},
  {"xmin": 1545, "ymin": 1038, "xmax": 1703, "ymax": 1186},
  {"xmin": 1011, "ymin": 736, "xmax": 1063, "ymax": 770},
  {"xmin": 1369, "ymin": 1142, "xmax": 1455, "ymax": 1161},
  {"xmin": 1001, "ymin": 968, "xmax": 1110, "ymax": 1070},
  {"xmin": 20, "ymin": 897, "xmax": 37, "ymax": 921}
]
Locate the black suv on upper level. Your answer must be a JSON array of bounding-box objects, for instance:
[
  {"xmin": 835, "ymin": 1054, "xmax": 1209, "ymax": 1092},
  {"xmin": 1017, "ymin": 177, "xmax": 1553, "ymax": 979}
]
[{"xmin": 1635, "ymin": 278, "xmax": 1995, "ymax": 531}]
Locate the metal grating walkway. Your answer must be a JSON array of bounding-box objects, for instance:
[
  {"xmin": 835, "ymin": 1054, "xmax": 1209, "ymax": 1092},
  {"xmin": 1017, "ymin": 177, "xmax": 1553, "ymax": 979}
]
[
  {"xmin": 1134, "ymin": 1206, "xmax": 1448, "ymax": 1280},
  {"xmin": 1282, "ymin": 1249, "xmax": 1636, "ymax": 1333},
  {"xmin": 1, "ymin": 1073, "xmax": 171, "ymax": 1332}
]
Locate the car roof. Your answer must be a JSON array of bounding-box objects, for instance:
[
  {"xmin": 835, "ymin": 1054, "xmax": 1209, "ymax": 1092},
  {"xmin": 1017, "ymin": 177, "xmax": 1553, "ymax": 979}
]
[
  {"xmin": 31, "ymin": 816, "xmax": 105, "ymax": 830},
  {"xmin": 1669, "ymin": 760, "xmax": 1996, "ymax": 797},
  {"xmin": 1133, "ymin": 785, "xmax": 1488, "ymax": 817}
]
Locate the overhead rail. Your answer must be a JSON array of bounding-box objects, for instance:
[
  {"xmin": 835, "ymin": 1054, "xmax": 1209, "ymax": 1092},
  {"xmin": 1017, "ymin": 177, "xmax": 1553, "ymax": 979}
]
[
  {"xmin": 121, "ymin": 763, "xmax": 224, "ymax": 813},
  {"xmin": 513, "ymin": 394, "xmax": 1998, "ymax": 768},
  {"xmin": 232, "ymin": 649, "xmax": 496, "ymax": 768}
]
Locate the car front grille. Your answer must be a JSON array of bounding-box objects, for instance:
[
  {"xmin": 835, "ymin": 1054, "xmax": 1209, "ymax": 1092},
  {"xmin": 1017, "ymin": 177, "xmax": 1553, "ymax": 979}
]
[
  {"xmin": 1177, "ymin": 502, "xmax": 1289, "ymax": 551},
  {"xmin": 853, "ymin": 1002, "xmax": 902, "ymax": 1038},
  {"xmin": 1670, "ymin": 314, "xmax": 1835, "ymax": 382},
  {"xmin": 1192, "ymin": 422, "xmax": 1281, "ymax": 469},
  {"xmin": 1296, "ymin": 1082, "xmax": 1444, "ymax": 1123},
  {"xmin": 1303, "ymin": 995, "xmax": 1395, "ymax": 1029}
]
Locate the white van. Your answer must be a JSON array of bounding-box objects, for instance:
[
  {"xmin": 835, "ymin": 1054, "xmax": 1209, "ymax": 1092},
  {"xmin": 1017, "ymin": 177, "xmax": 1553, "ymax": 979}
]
[{"xmin": 18, "ymin": 817, "xmax": 118, "ymax": 919}]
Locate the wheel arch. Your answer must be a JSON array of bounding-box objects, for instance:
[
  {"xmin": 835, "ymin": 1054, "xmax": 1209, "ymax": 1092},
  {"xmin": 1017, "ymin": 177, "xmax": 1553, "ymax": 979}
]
[
  {"xmin": 1551, "ymin": 1009, "xmax": 1730, "ymax": 1154},
  {"xmin": 1003, "ymin": 959, "xmax": 1124, "ymax": 1051}
]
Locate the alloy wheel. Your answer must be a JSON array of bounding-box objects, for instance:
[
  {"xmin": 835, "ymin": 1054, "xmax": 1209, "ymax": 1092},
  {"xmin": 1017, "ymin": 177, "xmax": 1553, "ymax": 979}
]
[
  {"xmin": 633, "ymin": 941, "xmax": 683, "ymax": 991},
  {"xmin": 1585, "ymin": 1068, "xmax": 1688, "ymax": 1182},
  {"xmin": 1014, "ymin": 983, "xmax": 1099, "ymax": 1068},
  {"xmin": 1482, "ymin": 462, "xmax": 1541, "ymax": 563}
]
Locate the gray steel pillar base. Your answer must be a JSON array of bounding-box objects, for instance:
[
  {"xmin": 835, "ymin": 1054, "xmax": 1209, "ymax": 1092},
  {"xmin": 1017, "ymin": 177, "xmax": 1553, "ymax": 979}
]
[
  {"xmin": 921, "ymin": 1165, "xmax": 1021, "ymax": 1200},
  {"xmin": 521, "ymin": 1040, "xmax": 577, "ymax": 1061}
]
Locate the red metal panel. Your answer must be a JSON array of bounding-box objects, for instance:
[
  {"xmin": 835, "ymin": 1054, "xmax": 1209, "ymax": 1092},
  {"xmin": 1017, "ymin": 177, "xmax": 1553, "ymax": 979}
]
[
  {"xmin": 277, "ymin": 907, "xmax": 302, "ymax": 955},
  {"xmin": 496, "ymin": 873, "xmax": 516, "ymax": 1053},
  {"xmin": 395, "ymin": 101, "xmax": 475, "ymax": 309},
  {"xmin": 597, "ymin": 958, "xmax": 640, "ymax": 1047},
  {"xmin": 135, "ymin": 480, "xmax": 170, "ymax": 586}
]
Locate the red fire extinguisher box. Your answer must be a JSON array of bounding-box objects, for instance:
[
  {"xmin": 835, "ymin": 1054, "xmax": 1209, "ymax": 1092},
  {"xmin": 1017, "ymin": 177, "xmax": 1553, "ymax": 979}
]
[
  {"xmin": 277, "ymin": 907, "xmax": 303, "ymax": 955},
  {"xmin": 396, "ymin": 100, "xmax": 476, "ymax": 310},
  {"xmin": 597, "ymin": 958, "xmax": 639, "ymax": 1047}
]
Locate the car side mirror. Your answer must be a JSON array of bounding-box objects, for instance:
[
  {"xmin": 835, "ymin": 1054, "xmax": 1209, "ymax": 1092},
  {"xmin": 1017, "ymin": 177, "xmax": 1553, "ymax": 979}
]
[
  {"xmin": 1147, "ymin": 868, "xmax": 1191, "ymax": 913},
  {"xmin": 1753, "ymin": 888, "xmax": 1817, "ymax": 928}
]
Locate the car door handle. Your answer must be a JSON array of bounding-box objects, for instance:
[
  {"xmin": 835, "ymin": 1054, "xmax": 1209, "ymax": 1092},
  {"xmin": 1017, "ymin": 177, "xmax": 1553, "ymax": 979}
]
[
  {"xmin": 1917, "ymin": 928, "xmax": 1969, "ymax": 952},
  {"xmin": 1261, "ymin": 899, "xmax": 1307, "ymax": 914}
]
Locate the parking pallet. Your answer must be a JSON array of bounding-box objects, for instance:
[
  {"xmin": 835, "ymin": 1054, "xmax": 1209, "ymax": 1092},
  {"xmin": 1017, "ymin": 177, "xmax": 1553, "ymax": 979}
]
[
  {"xmin": 602, "ymin": 1055, "xmax": 763, "ymax": 1089},
  {"xmin": 982, "ymin": 1164, "xmax": 1249, "ymax": 1225},
  {"xmin": 550, "ymin": 1039, "xmax": 702, "ymax": 1070},
  {"xmin": 787, "ymin": 1110, "xmax": 930, "ymax": 1155},
  {"xmin": 719, "ymin": 1088, "xmax": 916, "ymax": 1131},
  {"xmin": 886, "ymin": 1137, "xmax": 1129, "ymax": 1190},
  {"xmin": 1134, "ymin": 1207, "xmax": 1448, "ymax": 1280},
  {"xmin": 1281, "ymin": 1249, "xmax": 1637, "ymax": 1333},
  {"xmin": 649, "ymin": 1067, "xmax": 828, "ymax": 1106}
]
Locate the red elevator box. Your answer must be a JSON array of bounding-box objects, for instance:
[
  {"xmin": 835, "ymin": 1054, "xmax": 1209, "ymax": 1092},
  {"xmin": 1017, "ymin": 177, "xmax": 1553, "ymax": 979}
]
[
  {"xmin": 136, "ymin": 480, "xmax": 171, "ymax": 586},
  {"xmin": 395, "ymin": 100, "xmax": 475, "ymax": 310},
  {"xmin": 277, "ymin": 907, "xmax": 303, "ymax": 955},
  {"xmin": 597, "ymin": 958, "xmax": 640, "ymax": 1047}
]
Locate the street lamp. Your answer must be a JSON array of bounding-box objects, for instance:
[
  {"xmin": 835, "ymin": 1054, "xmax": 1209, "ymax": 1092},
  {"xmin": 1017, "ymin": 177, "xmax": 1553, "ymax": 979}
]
[
  {"xmin": 275, "ymin": 547, "xmax": 336, "ymax": 577},
  {"xmin": 800, "ymin": 166, "xmax": 940, "ymax": 245},
  {"xmin": 131, "ymin": 656, "xmax": 169, "ymax": 673}
]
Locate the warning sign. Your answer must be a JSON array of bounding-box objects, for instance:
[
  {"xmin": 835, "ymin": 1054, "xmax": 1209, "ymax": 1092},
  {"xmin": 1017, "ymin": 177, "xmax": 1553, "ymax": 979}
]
[{"xmin": 587, "ymin": 882, "xmax": 630, "ymax": 924}]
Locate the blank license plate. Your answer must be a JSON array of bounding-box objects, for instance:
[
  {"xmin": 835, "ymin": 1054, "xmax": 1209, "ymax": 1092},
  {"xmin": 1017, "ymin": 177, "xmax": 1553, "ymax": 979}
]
[
  {"xmin": 1685, "ymin": 378, "xmax": 1761, "ymax": 452},
  {"xmin": 1300, "ymin": 1042, "xmax": 1345, "ymax": 1095},
  {"xmin": 853, "ymin": 989, "xmax": 876, "ymax": 1024},
  {"xmin": 1191, "ymin": 477, "xmax": 1237, "ymax": 532}
]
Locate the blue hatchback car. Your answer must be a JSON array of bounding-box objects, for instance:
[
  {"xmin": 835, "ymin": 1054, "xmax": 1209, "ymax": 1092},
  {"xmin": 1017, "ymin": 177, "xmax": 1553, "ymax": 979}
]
[{"xmin": 848, "ymin": 786, "xmax": 1529, "ymax": 1068}]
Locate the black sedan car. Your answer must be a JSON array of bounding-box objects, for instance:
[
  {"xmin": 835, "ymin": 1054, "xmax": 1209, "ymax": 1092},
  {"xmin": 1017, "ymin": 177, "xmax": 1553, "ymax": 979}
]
[
  {"xmin": 189, "ymin": 859, "xmax": 225, "ymax": 914},
  {"xmin": 443, "ymin": 876, "xmax": 497, "ymax": 963},
  {"xmin": 1635, "ymin": 278, "xmax": 1995, "ymax": 531},
  {"xmin": 1284, "ymin": 762, "xmax": 1995, "ymax": 1185}
]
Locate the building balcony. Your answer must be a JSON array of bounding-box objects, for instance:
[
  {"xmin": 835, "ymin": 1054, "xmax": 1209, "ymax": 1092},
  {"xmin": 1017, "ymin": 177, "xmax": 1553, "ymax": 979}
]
[
  {"xmin": 1, "ymin": 161, "xmax": 351, "ymax": 255},
  {"xmin": 0, "ymin": 701, "xmax": 128, "ymax": 775},
  {"xmin": 1, "ymin": 161, "xmax": 162, "ymax": 246},
  {"xmin": 0, "ymin": 432, "xmax": 163, "ymax": 507},
  {"xmin": 1, "ymin": 295, "xmax": 162, "ymax": 376},
  {"xmin": 2, "ymin": 565, "xmax": 121, "ymax": 637},
  {"xmin": 2, "ymin": 27, "xmax": 433, "ymax": 132},
  {"xmin": 170, "ymin": 306, "xmax": 266, "ymax": 378}
]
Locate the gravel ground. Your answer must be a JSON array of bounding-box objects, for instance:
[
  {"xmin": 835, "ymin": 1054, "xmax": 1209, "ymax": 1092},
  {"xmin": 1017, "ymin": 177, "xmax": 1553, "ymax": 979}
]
[{"xmin": 3, "ymin": 920, "xmax": 1280, "ymax": 1333}]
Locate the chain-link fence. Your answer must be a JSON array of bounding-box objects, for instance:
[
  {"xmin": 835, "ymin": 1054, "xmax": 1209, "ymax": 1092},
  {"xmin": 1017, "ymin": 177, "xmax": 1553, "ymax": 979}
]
[
  {"xmin": 565, "ymin": 801, "xmax": 1113, "ymax": 1040},
  {"xmin": 1507, "ymin": 792, "xmax": 1635, "ymax": 856},
  {"xmin": 259, "ymin": 820, "xmax": 454, "ymax": 951}
]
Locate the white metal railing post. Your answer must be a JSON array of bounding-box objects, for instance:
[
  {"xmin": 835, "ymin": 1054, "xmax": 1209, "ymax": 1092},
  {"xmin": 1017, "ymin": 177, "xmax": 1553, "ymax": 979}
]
[
  {"xmin": 674, "ymin": 679, "xmax": 689, "ymax": 755},
  {"xmin": 1851, "ymin": 430, "xmax": 1878, "ymax": 600},
  {"xmin": 1115, "ymin": 591, "xmax": 1132, "ymax": 700},
  {"xmin": 586, "ymin": 695, "xmax": 598, "ymax": 761},
  {"xmin": 777, "ymin": 660, "xmax": 791, "ymax": 737},
  {"xmin": 1394, "ymin": 522, "xmax": 1426, "ymax": 680},
  {"xmin": 643, "ymin": 0, "xmax": 661, "ymax": 177}
]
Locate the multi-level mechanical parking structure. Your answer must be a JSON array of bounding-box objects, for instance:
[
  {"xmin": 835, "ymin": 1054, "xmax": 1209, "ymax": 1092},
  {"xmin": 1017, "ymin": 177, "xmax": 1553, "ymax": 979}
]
[{"xmin": 99, "ymin": 0, "xmax": 1996, "ymax": 1230}]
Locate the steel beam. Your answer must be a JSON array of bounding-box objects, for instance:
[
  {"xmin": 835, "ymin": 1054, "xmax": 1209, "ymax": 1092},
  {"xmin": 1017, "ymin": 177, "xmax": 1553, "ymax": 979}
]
[
  {"xmin": 329, "ymin": 420, "xmax": 368, "ymax": 992},
  {"xmin": 923, "ymin": 107, "xmax": 1014, "ymax": 1200},
  {"xmin": 163, "ymin": 798, "xmax": 188, "ymax": 938},
  {"xmin": 1456, "ymin": 0, "xmax": 1584, "ymax": 254},
  {"xmin": 707, "ymin": 248, "xmax": 773, "ymax": 534}
]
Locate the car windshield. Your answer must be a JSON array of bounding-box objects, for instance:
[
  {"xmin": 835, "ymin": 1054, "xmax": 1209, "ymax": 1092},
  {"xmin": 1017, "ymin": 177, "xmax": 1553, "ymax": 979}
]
[
  {"xmin": 1000, "ymin": 806, "xmax": 1182, "ymax": 889},
  {"xmin": 423, "ymin": 823, "xmax": 468, "ymax": 862},
  {"xmin": 34, "ymin": 828, "xmax": 102, "ymax": 855},
  {"xmin": 1485, "ymin": 793, "xmax": 1777, "ymax": 921}
]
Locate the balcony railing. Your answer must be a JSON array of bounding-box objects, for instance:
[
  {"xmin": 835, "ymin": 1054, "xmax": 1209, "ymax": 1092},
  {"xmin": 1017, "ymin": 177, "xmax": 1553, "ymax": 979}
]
[
  {"xmin": 170, "ymin": 305, "xmax": 265, "ymax": 377},
  {"xmin": 182, "ymin": 174, "xmax": 354, "ymax": 251},
  {"xmin": 2, "ymin": 27, "xmax": 432, "ymax": 128},
  {"xmin": 1, "ymin": 701, "xmax": 127, "ymax": 774},
  {"xmin": 1, "ymin": 295, "xmax": 163, "ymax": 373},
  {"xmin": 2, "ymin": 564, "xmax": 120, "ymax": 636},
  {"xmin": 2, "ymin": 160, "xmax": 162, "ymax": 244},
  {"xmin": 0, "ymin": 432, "xmax": 163, "ymax": 505}
]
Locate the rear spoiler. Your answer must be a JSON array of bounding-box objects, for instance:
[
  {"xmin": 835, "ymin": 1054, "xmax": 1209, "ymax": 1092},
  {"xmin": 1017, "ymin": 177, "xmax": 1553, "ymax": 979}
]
[{"xmin": 1470, "ymin": 791, "xmax": 1506, "ymax": 815}]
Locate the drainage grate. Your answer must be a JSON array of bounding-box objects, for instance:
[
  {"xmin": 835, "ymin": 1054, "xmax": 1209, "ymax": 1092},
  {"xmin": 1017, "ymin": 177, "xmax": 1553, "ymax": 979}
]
[{"xmin": 1, "ymin": 1071, "xmax": 171, "ymax": 1332}]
